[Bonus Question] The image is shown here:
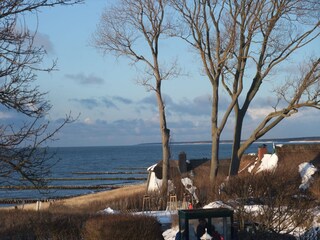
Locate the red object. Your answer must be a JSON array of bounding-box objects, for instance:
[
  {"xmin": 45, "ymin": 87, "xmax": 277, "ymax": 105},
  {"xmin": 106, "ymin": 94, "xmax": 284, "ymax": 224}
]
[
  {"xmin": 188, "ymin": 203, "xmax": 193, "ymax": 209},
  {"xmin": 258, "ymin": 145, "xmax": 268, "ymax": 160}
]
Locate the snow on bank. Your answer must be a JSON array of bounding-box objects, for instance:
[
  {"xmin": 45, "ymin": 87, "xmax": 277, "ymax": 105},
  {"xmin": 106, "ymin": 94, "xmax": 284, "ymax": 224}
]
[
  {"xmin": 298, "ymin": 162, "xmax": 317, "ymax": 190},
  {"xmin": 247, "ymin": 153, "xmax": 279, "ymax": 174},
  {"xmin": 203, "ymin": 201, "xmax": 233, "ymax": 210},
  {"xmin": 256, "ymin": 153, "xmax": 278, "ymax": 173},
  {"xmin": 100, "ymin": 207, "xmax": 118, "ymax": 214}
]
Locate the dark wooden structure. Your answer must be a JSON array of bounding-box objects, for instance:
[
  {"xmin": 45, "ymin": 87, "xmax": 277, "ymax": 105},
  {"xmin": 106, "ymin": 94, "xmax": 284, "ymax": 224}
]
[{"xmin": 178, "ymin": 208, "xmax": 234, "ymax": 240}]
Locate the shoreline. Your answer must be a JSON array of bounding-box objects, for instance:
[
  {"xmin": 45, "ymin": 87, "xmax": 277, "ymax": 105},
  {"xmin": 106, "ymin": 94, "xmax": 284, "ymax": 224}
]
[{"xmin": 2, "ymin": 183, "xmax": 147, "ymax": 211}]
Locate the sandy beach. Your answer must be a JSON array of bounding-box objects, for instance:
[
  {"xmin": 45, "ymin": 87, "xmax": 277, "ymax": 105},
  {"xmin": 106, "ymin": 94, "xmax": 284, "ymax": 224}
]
[{"xmin": 11, "ymin": 183, "xmax": 146, "ymax": 211}]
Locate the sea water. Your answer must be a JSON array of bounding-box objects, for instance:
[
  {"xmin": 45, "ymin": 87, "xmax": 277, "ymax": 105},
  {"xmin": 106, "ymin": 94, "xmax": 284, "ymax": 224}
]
[{"xmin": 0, "ymin": 142, "xmax": 272, "ymax": 201}]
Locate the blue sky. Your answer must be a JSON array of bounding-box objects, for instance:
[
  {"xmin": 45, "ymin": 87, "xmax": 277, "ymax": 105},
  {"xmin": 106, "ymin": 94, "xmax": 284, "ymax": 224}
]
[{"xmin": 4, "ymin": 0, "xmax": 319, "ymax": 147}]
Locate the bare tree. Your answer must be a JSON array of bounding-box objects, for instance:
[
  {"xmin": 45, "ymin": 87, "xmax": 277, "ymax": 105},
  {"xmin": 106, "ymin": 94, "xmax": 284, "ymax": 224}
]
[
  {"xmin": 0, "ymin": 0, "xmax": 81, "ymax": 188},
  {"xmin": 94, "ymin": 0, "xmax": 177, "ymax": 195},
  {"xmin": 171, "ymin": 0, "xmax": 320, "ymax": 181},
  {"xmin": 224, "ymin": 0, "xmax": 320, "ymax": 175},
  {"xmin": 170, "ymin": 0, "xmax": 239, "ymax": 185}
]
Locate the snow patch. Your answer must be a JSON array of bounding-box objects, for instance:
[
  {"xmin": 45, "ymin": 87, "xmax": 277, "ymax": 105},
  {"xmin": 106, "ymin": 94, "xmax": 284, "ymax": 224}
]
[
  {"xmin": 147, "ymin": 171, "xmax": 162, "ymax": 192},
  {"xmin": 99, "ymin": 207, "xmax": 119, "ymax": 214},
  {"xmin": 248, "ymin": 160, "xmax": 258, "ymax": 173},
  {"xmin": 298, "ymin": 162, "xmax": 317, "ymax": 190},
  {"xmin": 135, "ymin": 210, "xmax": 175, "ymax": 225},
  {"xmin": 181, "ymin": 177, "xmax": 199, "ymax": 203},
  {"xmin": 147, "ymin": 163, "xmax": 157, "ymax": 171},
  {"xmin": 203, "ymin": 201, "xmax": 233, "ymax": 210},
  {"xmin": 256, "ymin": 154, "xmax": 278, "ymax": 173},
  {"xmin": 163, "ymin": 226, "xmax": 179, "ymax": 240}
]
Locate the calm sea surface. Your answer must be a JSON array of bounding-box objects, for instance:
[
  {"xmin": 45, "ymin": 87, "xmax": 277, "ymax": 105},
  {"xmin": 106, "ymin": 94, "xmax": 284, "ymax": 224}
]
[{"xmin": 0, "ymin": 142, "xmax": 272, "ymax": 201}]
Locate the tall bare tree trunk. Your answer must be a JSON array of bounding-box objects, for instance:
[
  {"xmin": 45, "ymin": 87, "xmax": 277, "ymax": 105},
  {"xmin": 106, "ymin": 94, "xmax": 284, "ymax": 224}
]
[
  {"xmin": 156, "ymin": 87, "xmax": 170, "ymax": 196},
  {"xmin": 161, "ymin": 127, "xmax": 170, "ymax": 196},
  {"xmin": 210, "ymin": 129, "xmax": 219, "ymax": 185},
  {"xmin": 229, "ymin": 107, "xmax": 243, "ymax": 176},
  {"xmin": 210, "ymin": 83, "xmax": 220, "ymax": 186}
]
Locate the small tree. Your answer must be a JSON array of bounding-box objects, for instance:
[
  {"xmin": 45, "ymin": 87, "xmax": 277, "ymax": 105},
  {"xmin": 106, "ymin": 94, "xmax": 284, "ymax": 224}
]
[
  {"xmin": 94, "ymin": 0, "xmax": 177, "ymax": 195},
  {"xmin": 0, "ymin": 0, "xmax": 80, "ymax": 188}
]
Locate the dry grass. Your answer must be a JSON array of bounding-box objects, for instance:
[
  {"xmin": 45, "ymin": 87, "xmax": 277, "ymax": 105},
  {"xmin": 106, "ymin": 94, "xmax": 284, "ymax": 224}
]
[
  {"xmin": 310, "ymin": 175, "xmax": 320, "ymax": 199},
  {"xmin": 82, "ymin": 214, "xmax": 164, "ymax": 240},
  {"xmin": 14, "ymin": 184, "xmax": 146, "ymax": 213},
  {"xmin": 54, "ymin": 183, "xmax": 146, "ymax": 208}
]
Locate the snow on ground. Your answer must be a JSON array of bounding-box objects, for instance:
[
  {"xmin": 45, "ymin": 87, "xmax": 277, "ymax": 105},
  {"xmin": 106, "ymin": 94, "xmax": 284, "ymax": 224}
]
[
  {"xmin": 298, "ymin": 162, "xmax": 317, "ymax": 190},
  {"xmin": 256, "ymin": 153, "xmax": 278, "ymax": 173},
  {"xmin": 163, "ymin": 226, "xmax": 179, "ymax": 240},
  {"xmin": 100, "ymin": 202, "xmax": 320, "ymax": 240},
  {"xmin": 99, "ymin": 207, "xmax": 118, "ymax": 214},
  {"xmin": 203, "ymin": 201, "xmax": 233, "ymax": 210},
  {"xmin": 135, "ymin": 210, "xmax": 176, "ymax": 229}
]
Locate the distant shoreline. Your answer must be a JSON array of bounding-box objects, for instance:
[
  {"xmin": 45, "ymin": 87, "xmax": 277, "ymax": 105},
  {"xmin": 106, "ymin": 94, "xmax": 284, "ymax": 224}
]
[{"xmin": 138, "ymin": 136, "xmax": 320, "ymax": 146}]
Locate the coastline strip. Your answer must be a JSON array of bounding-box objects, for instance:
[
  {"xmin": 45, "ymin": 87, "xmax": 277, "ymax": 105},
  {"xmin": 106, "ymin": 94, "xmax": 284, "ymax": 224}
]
[
  {"xmin": 71, "ymin": 171, "xmax": 147, "ymax": 175},
  {"xmin": 0, "ymin": 184, "xmax": 124, "ymax": 190}
]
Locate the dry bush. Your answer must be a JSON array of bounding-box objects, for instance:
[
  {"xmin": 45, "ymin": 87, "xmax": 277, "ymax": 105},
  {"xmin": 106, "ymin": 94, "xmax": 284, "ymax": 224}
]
[
  {"xmin": 171, "ymin": 172, "xmax": 187, "ymax": 201},
  {"xmin": 0, "ymin": 210, "xmax": 35, "ymax": 239},
  {"xmin": 221, "ymin": 168, "xmax": 316, "ymax": 236},
  {"xmin": 237, "ymin": 229, "xmax": 296, "ymax": 240},
  {"xmin": 0, "ymin": 208, "xmax": 163, "ymax": 239},
  {"xmin": 309, "ymin": 175, "xmax": 320, "ymax": 200},
  {"xmin": 101, "ymin": 191, "xmax": 145, "ymax": 212},
  {"xmin": 191, "ymin": 161, "xmax": 228, "ymax": 206},
  {"xmin": 168, "ymin": 160, "xmax": 219, "ymax": 207},
  {"xmin": 143, "ymin": 191, "xmax": 168, "ymax": 211},
  {"xmin": 193, "ymin": 163, "xmax": 212, "ymax": 205},
  {"xmin": 0, "ymin": 210, "xmax": 88, "ymax": 239},
  {"xmin": 171, "ymin": 213, "xmax": 179, "ymax": 228},
  {"xmin": 82, "ymin": 214, "xmax": 164, "ymax": 240}
]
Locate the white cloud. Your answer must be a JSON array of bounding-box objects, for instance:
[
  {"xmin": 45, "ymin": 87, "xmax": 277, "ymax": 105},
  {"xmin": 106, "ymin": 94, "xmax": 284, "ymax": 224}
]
[
  {"xmin": 65, "ymin": 73, "xmax": 105, "ymax": 85},
  {"xmin": 0, "ymin": 112, "xmax": 12, "ymax": 119},
  {"xmin": 247, "ymin": 107, "xmax": 273, "ymax": 120},
  {"xmin": 83, "ymin": 117, "xmax": 94, "ymax": 125}
]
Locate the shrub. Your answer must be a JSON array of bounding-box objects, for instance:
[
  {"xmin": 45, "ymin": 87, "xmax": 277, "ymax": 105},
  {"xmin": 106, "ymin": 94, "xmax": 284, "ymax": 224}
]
[
  {"xmin": 221, "ymin": 168, "xmax": 316, "ymax": 236},
  {"xmin": 0, "ymin": 210, "xmax": 88, "ymax": 239},
  {"xmin": 309, "ymin": 173, "xmax": 320, "ymax": 200},
  {"xmin": 83, "ymin": 214, "xmax": 164, "ymax": 240},
  {"xmin": 0, "ymin": 210, "xmax": 165, "ymax": 240}
]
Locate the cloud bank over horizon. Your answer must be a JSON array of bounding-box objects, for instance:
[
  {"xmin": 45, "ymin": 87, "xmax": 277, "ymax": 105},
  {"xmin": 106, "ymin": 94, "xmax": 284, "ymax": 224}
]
[
  {"xmin": 42, "ymin": 94, "xmax": 320, "ymax": 147},
  {"xmin": 2, "ymin": 89, "xmax": 319, "ymax": 147}
]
